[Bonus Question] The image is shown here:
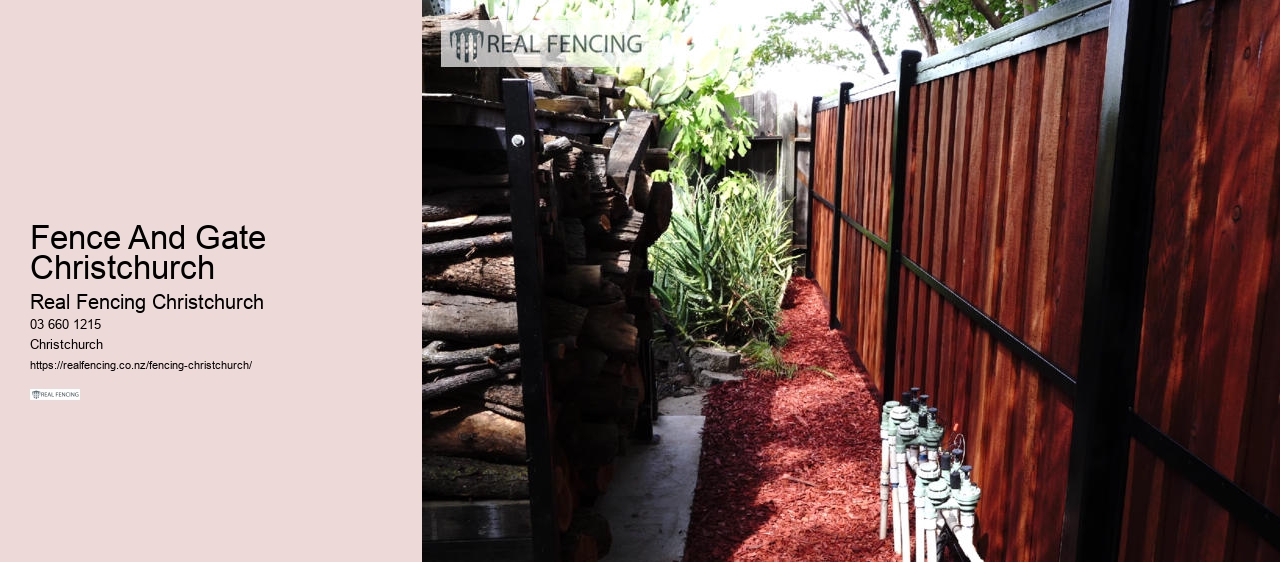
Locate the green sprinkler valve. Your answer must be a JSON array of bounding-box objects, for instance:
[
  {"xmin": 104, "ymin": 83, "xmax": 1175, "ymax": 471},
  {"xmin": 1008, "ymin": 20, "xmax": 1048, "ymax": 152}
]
[
  {"xmin": 927, "ymin": 476, "xmax": 951, "ymax": 506},
  {"xmin": 918, "ymin": 450, "xmax": 940, "ymax": 482},
  {"xmin": 896, "ymin": 417, "xmax": 918, "ymax": 454},
  {"xmin": 954, "ymin": 466, "xmax": 982, "ymax": 529},
  {"xmin": 922, "ymin": 407, "xmax": 945, "ymax": 458}
]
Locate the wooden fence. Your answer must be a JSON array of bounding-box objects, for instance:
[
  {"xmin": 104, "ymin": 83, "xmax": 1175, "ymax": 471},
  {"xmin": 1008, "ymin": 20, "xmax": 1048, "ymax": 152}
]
[{"xmin": 802, "ymin": 0, "xmax": 1280, "ymax": 560}]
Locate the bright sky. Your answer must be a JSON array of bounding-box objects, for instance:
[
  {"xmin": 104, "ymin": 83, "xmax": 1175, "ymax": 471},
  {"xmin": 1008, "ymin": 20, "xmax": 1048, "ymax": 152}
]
[{"xmin": 684, "ymin": 0, "xmax": 946, "ymax": 103}]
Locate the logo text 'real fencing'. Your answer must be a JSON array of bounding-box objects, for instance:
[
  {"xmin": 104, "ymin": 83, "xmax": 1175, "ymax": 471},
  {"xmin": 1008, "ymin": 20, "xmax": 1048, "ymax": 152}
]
[
  {"xmin": 440, "ymin": 20, "xmax": 660, "ymax": 68},
  {"xmin": 30, "ymin": 389, "xmax": 81, "ymax": 400}
]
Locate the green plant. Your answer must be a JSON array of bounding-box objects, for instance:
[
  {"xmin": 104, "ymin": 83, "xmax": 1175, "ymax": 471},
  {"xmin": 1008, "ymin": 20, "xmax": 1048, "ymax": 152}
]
[
  {"xmin": 741, "ymin": 336, "xmax": 797, "ymax": 379},
  {"xmin": 650, "ymin": 172, "xmax": 796, "ymax": 346}
]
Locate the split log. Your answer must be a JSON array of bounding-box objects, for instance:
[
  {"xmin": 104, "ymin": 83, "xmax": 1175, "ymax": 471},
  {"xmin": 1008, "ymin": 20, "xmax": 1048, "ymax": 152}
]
[
  {"xmin": 567, "ymin": 140, "xmax": 610, "ymax": 156},
  {"xmin": 423, "ymin": 173, "xmax": 508, "ymax": 193},
  {"xmin": 547, "ymin": 335, "xmax": 577, "ymax": 358},
  {"xmin": 606, "ymin": 111, "xmax": 658, "ymax": 195},
  {"xmin": 422, "ymin": 291, "xmax": 518, "ymax": 343},
  {"xmin": 644, "ymin": 148, "xmax": 671, "ymax": 171},
  {"xmin": 569, "ymin": 68, "xmax": 596, "ymax": 84},
  {"xmin": 541, "ymin": 67, "xmax": 576, "ymax": 95},
  {"xmin": 422, "ymin": 188, "xmax": 509, "ymax": 221},
  {"xmin": 540, "ymin": 136, "xmax": 573, "ymax": 161},
  {"xmin": 636, "ymin": 182, "xmax": 673, "ymax": 249},
  {"xmin": 561, "ymin": 218, "xmax": 587, "ymax": 263},
  {"xmin": 423, "ymin": 359, "xmax": 521, "ymax": 401},
  {"xmin": 547, "ymin": 265, "xmax": 602, "ymax": 301},
  {"xmin": 536, "ymin": 96, "xmax": 591, "ymax": 115},
  {"xmin": 423, "ymin": 407, "xmax": 527, "ymax": 463},
  {"xmin": 422, "ymin": 341, "xmax": 520, "ymax": 368},
  {"xmin": 422, "ymin": 455, "xmax": 528, "ymax": 500},
  {"xmin": 581, "ymin": 302, "xmax": 637, "ymax": 355},
  {"xmin": 423, "ymin": 214, "xmax": 512, "ymax": 237},
  {"xmin": 422, "ymin": 231, "xmax": 512, "ymax": 261},
  {"xmin": 594, "ymin": 210, "xmax": 644, "ymax": 251},
  {"xmin": 485, "ymin": 402, "xmax": 523, "ymax": 421},
  {"xmin": 584, "ymin": 213, "xmax": 612, "ymax": 239},
  {"xmin": 587, "ymin": 249, "xmax": 632, "ymax": 277},
  {"xmin": 423, "ymin": 254, "xmax": 516, "ymax": 299},
  {"xmin": 547, "ymin": 298, "xmax": 589, "ymax": 339}
]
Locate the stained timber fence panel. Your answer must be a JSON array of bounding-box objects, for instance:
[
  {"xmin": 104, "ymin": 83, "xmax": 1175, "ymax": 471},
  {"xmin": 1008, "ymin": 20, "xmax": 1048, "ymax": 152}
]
[
  {"xmin": 1121, "ymin": 1, "xmax": 1280, "ymax": 561},
  {"xmin": 804, "ymin": 0, "xmax": 1280, "ymax": 560}
]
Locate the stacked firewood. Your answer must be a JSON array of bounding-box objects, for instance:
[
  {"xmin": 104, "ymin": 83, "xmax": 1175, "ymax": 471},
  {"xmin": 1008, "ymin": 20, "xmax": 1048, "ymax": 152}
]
[{"xmin": 422, "ymin": 61, "xmax": 671, "ymax": 562}]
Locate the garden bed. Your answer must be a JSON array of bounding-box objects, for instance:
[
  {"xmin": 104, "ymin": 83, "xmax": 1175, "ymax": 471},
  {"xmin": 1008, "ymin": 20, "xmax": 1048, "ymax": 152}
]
[{"xmin": 684, "ymin": 277, "xmax": 896, "ymax": 562}]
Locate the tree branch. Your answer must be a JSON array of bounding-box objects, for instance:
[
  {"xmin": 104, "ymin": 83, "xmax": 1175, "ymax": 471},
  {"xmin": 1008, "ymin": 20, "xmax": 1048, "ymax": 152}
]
[
  {"xmin": 906, "ymin": 0, "xmax": 939, "ymax": 56},
  {"xmin": 827, "ymin": 0, "xmax": 890, "ymax": 75},
  {"xmin": 971, "ymin": 0, "xmax": 1004, "ymax": 29}
]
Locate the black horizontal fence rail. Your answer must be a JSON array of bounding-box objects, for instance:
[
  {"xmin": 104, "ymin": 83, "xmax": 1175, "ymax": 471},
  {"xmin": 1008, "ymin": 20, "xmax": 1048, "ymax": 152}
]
[
  {"xmin": 1127, "ymin": 414, "xmax": 1280, "ymax": 550},
  {"xmin": 805, "ymin": 0, "xmax": 1280, "ymax": 558}
]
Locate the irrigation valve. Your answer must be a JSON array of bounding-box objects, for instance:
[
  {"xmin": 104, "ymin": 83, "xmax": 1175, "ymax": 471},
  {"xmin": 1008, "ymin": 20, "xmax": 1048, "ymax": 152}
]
[
  {"xmin": 922, "ymin": 407, "xmax": 945, "ymax": 456},
  {"xmin": 876, "ymin": 390, "xmax": 982, "ymax": 560},
  {"xmin": 954, "ymin": 466, "xmax": 982, "ymax": 529}
]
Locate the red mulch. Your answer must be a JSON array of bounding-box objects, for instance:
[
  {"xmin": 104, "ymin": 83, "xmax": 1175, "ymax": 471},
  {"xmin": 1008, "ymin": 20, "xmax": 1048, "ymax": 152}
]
[{"xmin": 684, "ymin": 277, "xmax": 896, "ymax": 562}]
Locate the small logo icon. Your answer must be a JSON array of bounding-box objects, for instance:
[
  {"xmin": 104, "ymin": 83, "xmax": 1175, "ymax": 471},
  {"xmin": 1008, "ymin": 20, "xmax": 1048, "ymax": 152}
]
[
  {"xmin": 449, "ymin": 27, "xmax": 485, "ymax": 62},
  {"xmin": 32, "ymin": 390, "xmax": 40, "ymax": 399}
]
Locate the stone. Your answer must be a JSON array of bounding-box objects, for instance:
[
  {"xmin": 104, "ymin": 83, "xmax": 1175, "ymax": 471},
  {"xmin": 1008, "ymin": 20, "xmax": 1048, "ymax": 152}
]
[
  {"xmin": 691, "ymin": 347, "xmax": 740, "ymax": 372},
  {"xmin": 697, "ymin": 370, "xmax": 744, "ymax": 386},
  {"xmin": 652, "ymin": 341, "xmax": 680, "ymax": 362},
  {"xmin": 674, "ymin": 386, "xmax": 697, "ymax": 397}
]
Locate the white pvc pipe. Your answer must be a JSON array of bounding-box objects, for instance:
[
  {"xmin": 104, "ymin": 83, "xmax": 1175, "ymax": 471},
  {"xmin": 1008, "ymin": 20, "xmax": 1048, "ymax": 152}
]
[
  {"xmin": 914, "ymin": 488, "xmax": 924, "ymax": 562},
  {"xmin": 924, "ymin": 516, "xmax": 938, "ymax": 562},
  {"xmin": 880, "ymin": 437, "xmax": 889, "ymax": 540},
  {"xmin": 889, "ymin": 452, "xmax": 901, "ymax": 554},
  {"xmin": 897, "ymin": 455, "xmax": 910, "ymax": 562}
]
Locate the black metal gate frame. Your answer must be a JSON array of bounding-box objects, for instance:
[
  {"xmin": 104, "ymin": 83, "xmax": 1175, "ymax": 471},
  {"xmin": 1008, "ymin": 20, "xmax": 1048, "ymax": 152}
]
[{"xmin": 800, "ymin": 0, "xmax": 1280, "ymax": 558}]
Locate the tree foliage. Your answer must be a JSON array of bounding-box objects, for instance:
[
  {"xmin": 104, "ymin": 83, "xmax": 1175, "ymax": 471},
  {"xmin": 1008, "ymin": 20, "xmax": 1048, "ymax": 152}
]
[
  {"xmin": 753, "ymin": 0, "xmax": 1056, "ymax": 76},
  {"xmin": 474, "ymin": 0, "xmax": 758, "ymax": 185}
]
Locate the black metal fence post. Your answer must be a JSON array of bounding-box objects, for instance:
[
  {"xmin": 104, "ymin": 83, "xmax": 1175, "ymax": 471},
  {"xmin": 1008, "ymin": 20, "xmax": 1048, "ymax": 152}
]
[
  {"xmin": 881, "ymin": 51, "xmax": 921, "ymax": 403},
  {"xmin": 806, "ymin": 95, "xmax": 820, "ymax": 279},
  {"xmin": 1059, "ymin": 1, "xmax": 1171, "ymax": 560},
  {"xmin": 503, "ymin": 78, "xmax": 560, "ymax": 562},
  {"xmin": 828, "ymin": 82, "xmax": 853, "ymax": 329}
]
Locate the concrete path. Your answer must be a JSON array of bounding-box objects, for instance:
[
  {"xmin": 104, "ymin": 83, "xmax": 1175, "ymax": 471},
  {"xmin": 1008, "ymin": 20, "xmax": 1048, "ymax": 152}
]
[{"xmin": 598, "ymin": 414, "xmax": 705, "ymax": 562}]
